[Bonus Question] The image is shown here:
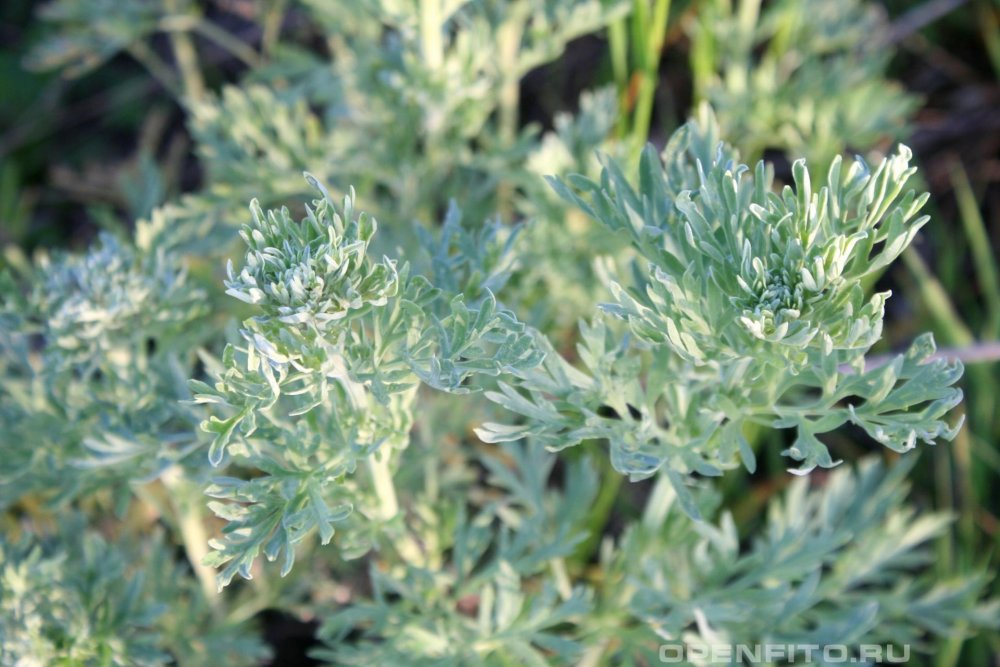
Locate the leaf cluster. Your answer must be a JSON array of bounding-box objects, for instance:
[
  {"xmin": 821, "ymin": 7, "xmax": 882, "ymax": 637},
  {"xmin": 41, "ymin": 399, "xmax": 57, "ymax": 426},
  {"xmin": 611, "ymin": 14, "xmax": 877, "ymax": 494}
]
[{"xmin": 481, "ymin": 111, "xmax": 963, "ymax": 499}]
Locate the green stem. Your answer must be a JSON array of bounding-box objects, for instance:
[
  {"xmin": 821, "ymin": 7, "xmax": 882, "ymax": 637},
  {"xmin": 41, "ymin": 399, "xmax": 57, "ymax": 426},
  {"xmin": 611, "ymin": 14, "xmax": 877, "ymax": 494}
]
[
  {"xmin": 978, "ymin": 0, "xmax": 1000, "ymax": 78},
  {"xmin": 608, "ymin": 17, "xmax": 630, "ymax": 138},
  {"xmin": 576, "ymin": 637, "xmax": 611, "ymax": 667},
  {"xmin": 935, "ymin": 625, "xmax": 967, "ymax": 667},
  {"xmin": 572, "ymin": 453, "xmax": 623, "ymax": 565},
  {"xmin": 420, "ymin": 0, "xmax": 444, "ymax": 70},
  {"xmin": 726, "ymin": 0, "xmax": 762, "ymax": 98},
  {"xmin": 367, "ymin": 449, "xmax": 399, "ymax": 521},
  {"xmin": 641, "ymin": 470, "xmax": 675, "ymax": 529},
  {"xmin": 902, "ymin": 248, "xmax": 974, "ymax": 346},
  {"xmin": 550, "ymin": 557, "xmax": 573, "ymax": 600},
  {"xmin": 688, "ymin": 11, "xmax": 712, "ymax": 104},
  {"xmin": 126, "ymin": 42, "xmax": 182, "ymax": 99},
  {"xmin": 416, "ymin": 0, "xmax": 445, "ymax": 221},
  {"xmin": 261, "ymin": 0, "xmax": 288, "ymax": 60},
  {"xmin": 630, "ymin": 0, "xmax": 671, "ymax": 159},
  {"xmin": 952, "ymin": 422, "xmax": 977, "ymax": 559},
  {"xmin": 950, "ymin": 162, "xmax": 1000, "ymax": 338},
  {"xmin": 496, "ymin": 10, "xmax": 525, "ymax": 218},
  {"xmin": 367, "ymin": 447, "xmax": 427, "ymax": 566},
  {"xmin": 163, "ymin": 0, "xmax": 205, "ymax": 103},
  {"xmin": 162, "ymin": 467, "xmax": 220, "ymax": 613},
  {"xmin": 158, "ymin": 15, "xmax": 261, "ymax": 69},
  {"xmin": 192, "ymin": 21, "xmax": 262, "ymax": 69}
]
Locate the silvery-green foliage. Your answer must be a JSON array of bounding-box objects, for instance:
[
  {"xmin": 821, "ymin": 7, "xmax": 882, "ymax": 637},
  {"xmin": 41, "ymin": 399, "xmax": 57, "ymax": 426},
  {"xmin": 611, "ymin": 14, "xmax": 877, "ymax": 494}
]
[
  {"xmin": 0, "ymin": 519, "xmax": 268, "ymax": 667},
  {"xmin": 0, "ymin": 226, "xmax": 206, "ymax": 508},
  {"xmin": 312, "ymin": 442, "xmax": 598, "ymax": 666},
  {"xmin": 171, "ymin": 0, "xmax": 628, "ymax": 248},
  {"xmin": 10, "ymin": 1, "xmax": 997, "ymax": 664},
  {"xmin": 34, "ymin": 233, "xmax": 201, "ymax": 377},
  {"xmin": 479, "ymin": 111, "xmax": 963, "ymax": 502},
  {"xmin": 689, "ymin": 0, "xmax": 918, "ymax": 169},
  {"xmin": 25, "ymin": 0, "xmax": 187, "ymax": 78},
  {"xmin": 516, "ymin": 86, "xmax": 634, "ymax": 333},
  {"xmin": 0, "ymin": 525, "xmax": 167, "ymax": 666},
  {"xmin": 587, "ymin": 457, "xmax": 999, "ymax": 662},
  {"xmin": 303, "ymin": 0, "xmax": 628, "ymax": 99},
  {"xmin": 525, "ymin": 87, "xmax": 621, "ymax": 181},
  {"xmin": 412, "ymin": 200, "xmax": 520, "ymax": 299},
  {"xmin": 187, "ymin": 84, "xmax": 333, "ymax": 213},
  {"xmin": 193, "ymin": 177, "xmax": 541, "ymax": 587},
  {"xmin": 340, "ymin": 0, "xmax": 627, "ymax": 224}
]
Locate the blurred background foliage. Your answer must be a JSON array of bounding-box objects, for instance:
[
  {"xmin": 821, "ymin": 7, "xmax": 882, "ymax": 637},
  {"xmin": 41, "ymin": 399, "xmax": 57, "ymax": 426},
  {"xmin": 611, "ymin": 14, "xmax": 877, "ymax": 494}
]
[{"xmin": 1, "ymin": 0, "xmax": 999, "ymax": 664}]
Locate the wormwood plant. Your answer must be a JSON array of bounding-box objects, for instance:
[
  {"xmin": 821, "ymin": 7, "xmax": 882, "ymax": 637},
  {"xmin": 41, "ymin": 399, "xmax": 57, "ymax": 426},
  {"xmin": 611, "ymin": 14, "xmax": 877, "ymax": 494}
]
[
  {"xmin": 688, "ymin": 0, "xmax": 917, "ymax": 169},
  {"xmin": 3, "ymin": 0, "xmax": 999, "ymax": 665},
  {"xmin": 0, "ymin": 222, "xmax": 207, "ymax": 507},
  {"xmin": 479, "ymin": 110, "xmax": 964, "ymax": 504},
  {"xmin": 194, "ymin": 179, "xmax": 541, "ymax": 586},
  {"xmin": 2, "ymin": 131, "xmax": 995, "ymax": 664}
]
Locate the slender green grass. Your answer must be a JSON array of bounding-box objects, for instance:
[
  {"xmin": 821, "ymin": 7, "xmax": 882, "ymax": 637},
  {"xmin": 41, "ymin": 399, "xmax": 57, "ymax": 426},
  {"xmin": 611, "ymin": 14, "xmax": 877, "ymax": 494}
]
[
  {"xmin": 902, "ymin": 159, "xmax": 1000, "ymax": 665},
  {"xmin": 950, "ymin": 162, "xmax": 1000, "ymax": 338},
  {"xmin": 607, "ymin": 0, "xmax": 673, "ymax": 164}
]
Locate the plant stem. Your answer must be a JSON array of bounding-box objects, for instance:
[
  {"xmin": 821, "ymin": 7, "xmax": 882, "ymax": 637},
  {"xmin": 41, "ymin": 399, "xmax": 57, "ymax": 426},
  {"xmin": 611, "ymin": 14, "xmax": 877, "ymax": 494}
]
[
  {"xmin": 162, "ymin": 466, "xmax": 220, "ymax": 613},
  {"xmin": 158, "ymin": 15, "xmax": 261, "ymax": 69},
  {"xmin": 550, "ymin": 557, "xmax": 573, "ymax": 600},
  {"xmin": 902, "ymin": 248, "xmax": 974, "ymax": 346},
  {"xmin": 641, "ymin": 470, "xmax": 675, "ymax": 530},
  {"xmin": 728, "ymin": 0, "xmax": 761, "ymax": 97},
  {"xmin": 126, "ymin": 43, "xmax": 183, "ymax": 99},
  {"xmin": 367, "ymin": 447, "xmax": 428, "ymax": 566},
  {"xmin": 496, "ymin": 13, "xmax": 523, "ymax": 146},
  {"xmin": 368, "ymin": 448, "xmax": 399, "ymax": 521},
  {"xmin": 688, "ymin": 3, "xmax": 714, "ymax": 105},
  {"xmin": 420, "ymin": 0, "xmax": 444, "ymax": 70},
  {"xmin": 902, "ymin": 246, "xmax": 998, "ymax": 434},
  {"xmin": 630, "ymin": 0, "xmax": 671, "ymax": 156},
  {"xmin": 950, "ymin": 162, "xmax": 1000, "ymax": 338},
  {"xmin": 192, "ymin": 21, "xmax": 262, "ymax": 69},
  {"xmin": 977, "ymin": 0, "xmax": 1000, "ymax": 78},
  {"xmin": 416, "ymin": 0, "xmax": 445, "ymax": 222},
  {"xmin": 163, "ymin": 0, "xmax": 205, "ymax": 103},
  {"xmin": 576, "ymin": 637, "xmax": 611, "ymax": 667},
  {"xmin": 608, "ymin": 17, "xmax": 630, "ymax": 138},
  {"xmin": 572, "ymin": 453, "xmax": 622, "ymax": 565},
  {"xmin": 261, "ymin": 0, "xmax": 288, "ymax": 60},
  {"xmin": 496, "ymin": 9, "xmax": 525, "ymax": 218}
]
